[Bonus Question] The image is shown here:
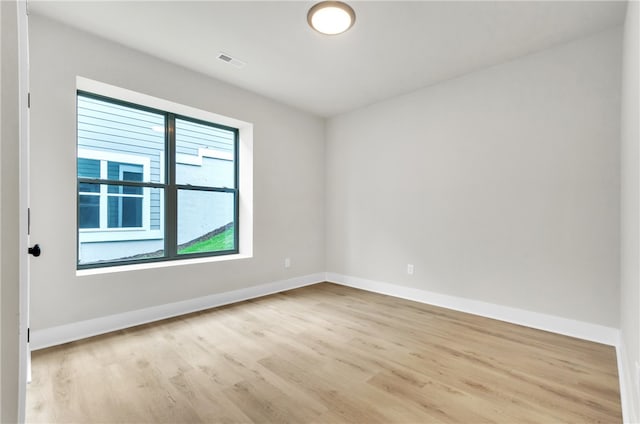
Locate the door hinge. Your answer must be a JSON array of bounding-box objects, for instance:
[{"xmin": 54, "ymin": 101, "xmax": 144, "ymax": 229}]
[
  {"xmin": 28, "ymin": 92, "xmax": 31, "ymax": 109},
  {"xmin": 27, "ymin": 327, "xmax": 30, "ymax": 343},
  {"xmin": 27, "ymin": 207, "xmax": 30, "ymax": 235}
]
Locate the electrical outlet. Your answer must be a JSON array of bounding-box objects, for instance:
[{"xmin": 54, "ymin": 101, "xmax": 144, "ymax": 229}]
[
  {"xmin": 284, "ymin": 257, "xmax": 291, "ymax": 269},
  {"xmin": 407, "ymin": 264, "xmax": 414, "ymax": 275}
]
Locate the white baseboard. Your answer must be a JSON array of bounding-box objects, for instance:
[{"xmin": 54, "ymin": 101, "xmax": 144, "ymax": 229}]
[
  {"xmin": 32, "ymin": 272, "xmax": 619, "ymax": 349},
  {"xmin": 30, "ymin": 272, "xmax": 325, "ymax": 350},
  {"xmin": 617, "ymin": 337, "xmax": 640, "ymax": 424},
  {"xmin": 326, "ymin": 273, "xmax": 619, "ymax": 346}
]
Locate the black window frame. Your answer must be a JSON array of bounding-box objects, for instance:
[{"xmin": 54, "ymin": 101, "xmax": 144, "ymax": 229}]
[{"xmin": 76, "ymin": 91, "xmax": 240, "ymax": 269}]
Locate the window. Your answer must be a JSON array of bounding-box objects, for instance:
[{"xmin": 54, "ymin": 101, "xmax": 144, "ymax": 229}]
[
  {"xmin": 78, "ymin": 153, "xmax": 150, "ymax": 231},
  {"xmin": 77, "ymin": 92, "xmax": 239, "ymax": 268}
]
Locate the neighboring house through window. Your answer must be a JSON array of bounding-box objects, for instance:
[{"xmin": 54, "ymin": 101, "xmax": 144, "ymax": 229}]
[
  {"xmin": 77, "ymin": 91, "xmax": 239, "ymax": 268},
  {"xmin": 78, "ymin": 150, "xmax": 151, "ymax": 233}
]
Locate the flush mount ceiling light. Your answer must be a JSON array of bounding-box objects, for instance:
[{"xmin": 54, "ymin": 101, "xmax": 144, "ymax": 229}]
[{"xmin": 307, "ymin": 1, "xmax": 356, "ymax": 35}]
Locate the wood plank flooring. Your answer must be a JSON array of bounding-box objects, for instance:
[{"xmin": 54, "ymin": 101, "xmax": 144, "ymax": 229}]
[{"xmin": 26, "ymin": 283, "xmax": 622, "ymax": 423}]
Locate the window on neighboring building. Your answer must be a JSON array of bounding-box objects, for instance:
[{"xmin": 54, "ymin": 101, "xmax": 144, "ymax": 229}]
[{"xmin": 77, "ymin": 92, "xmax": 239, "ymax": 268}]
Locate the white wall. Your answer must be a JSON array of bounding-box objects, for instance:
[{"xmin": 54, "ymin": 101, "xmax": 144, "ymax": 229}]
[
  {"xmin": 28, "ymin": 15, "xmax": 325, "ymax": 330},
  {"xmin": 620, "ymin": 0, "xmax": 640, "ymax": 421},
  {"xmin": 326, "ymin": 28, "xmax": 622, "ymax": 327},
  {"xmin": 1, "ymin": 0, "xmax": 21, "ymax": 421}
]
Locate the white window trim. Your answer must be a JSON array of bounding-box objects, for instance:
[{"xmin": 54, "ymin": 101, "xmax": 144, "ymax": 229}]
[{"xmin": 78, "ymin": 148, "xmax": 161, "ymax": 243}]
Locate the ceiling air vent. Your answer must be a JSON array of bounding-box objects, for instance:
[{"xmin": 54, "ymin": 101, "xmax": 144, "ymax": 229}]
[{"xmin": 217, "ymin": 52, "xmax": 246, "ymax": 69}]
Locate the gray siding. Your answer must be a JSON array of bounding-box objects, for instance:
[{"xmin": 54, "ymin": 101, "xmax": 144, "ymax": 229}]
[{"xmin": 176, "ymin": 117, "xmax": 234, "ymax": 156}]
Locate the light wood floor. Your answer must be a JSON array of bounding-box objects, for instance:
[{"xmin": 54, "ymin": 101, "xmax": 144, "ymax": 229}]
[{"xmin": 27, "ymin": 283, "xmax": 621, "ymax": 423}]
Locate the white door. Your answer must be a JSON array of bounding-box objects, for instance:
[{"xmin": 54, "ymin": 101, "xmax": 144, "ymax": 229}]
[{"xmin": 17, "ymin": 0, "xmax": 30, "ymax": 422}]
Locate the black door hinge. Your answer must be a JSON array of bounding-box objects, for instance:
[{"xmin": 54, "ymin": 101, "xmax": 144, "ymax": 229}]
[
  {"xmin": 27, "ymin": 327, "xmax": 30, "ymax": 343},
  {"xmin": 28, "ymin": 93, "xmax": 31, "ymax": 109}
]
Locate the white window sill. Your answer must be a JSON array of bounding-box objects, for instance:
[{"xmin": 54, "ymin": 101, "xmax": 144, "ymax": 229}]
[{"xmin": 76, "ymin": 253, "xmax": 252, "ymax": 276}]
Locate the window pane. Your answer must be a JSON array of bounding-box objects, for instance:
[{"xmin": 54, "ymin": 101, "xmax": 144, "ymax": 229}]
[
  {"xmin": 122, "ymin": 185, "xmax": 143, "ymax": 195},
  {"xmin": 77, "ymin": 94, "xmax": 165, "ymax": 184},
  {"xmin": 106, "ymin": 163, "xmax": 144, "ymax": 194},
  {"xmin": 122, "ymin": 186, "xmax": 142, "ymax": 194},
  {"xmin": 78, "ymin": 186, "xmax": 164, "ymax": 265},
  {"xmin": 79, "ymin": 195, "xmax": 99, "ymax": 228},
  {"xmin": 175, "ymin": 118, "xmax": 235, "ymax": 188},
  {"xmin": 107, "ymin": 185, "xmax": 143, "ymax": 196},
  {"xmin": 122, "ymin": 170, "xmax": 142, "ymax": 182},
  {"xmin": 108, "ymin": 196, "xmax": 142, "ymax": 228},
  {"xmin": 78, "ymin": 158, "xmax": 100, "ymax": 179},
  {"xmin": 105, "ymin": 182, "xmax": 145, "ymax": 229},
  {"xmin": 177, "ymin": 190, "xmax": 235, "ymax": 255},
  {"xmin": 79, "ymin": 182, "xmax": 100, "ymax": 193},
  {"xmin": 107, "ymin": 161, "xmax": 144, "ymax": 184}
]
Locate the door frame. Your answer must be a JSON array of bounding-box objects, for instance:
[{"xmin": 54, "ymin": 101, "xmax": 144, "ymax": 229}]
[{"xmin": 17, "ymin": 0, "xmax": 30, "ymax": 421}]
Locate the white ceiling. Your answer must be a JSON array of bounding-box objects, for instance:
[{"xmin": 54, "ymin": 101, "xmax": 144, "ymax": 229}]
[{"xmin": 28, "ymin": 1, "xmax": 627, "ymax": 117}]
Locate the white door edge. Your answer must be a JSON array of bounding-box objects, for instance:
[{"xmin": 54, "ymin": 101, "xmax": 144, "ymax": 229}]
[{"xmin": 17, "ymin": 0, "xmax": 30, "ymax": 422}]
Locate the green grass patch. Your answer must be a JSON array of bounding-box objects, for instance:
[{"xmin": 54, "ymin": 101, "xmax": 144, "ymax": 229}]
[{"xmin": 178, "ymin": 227, "xmax": 235, "ymax": 255}]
